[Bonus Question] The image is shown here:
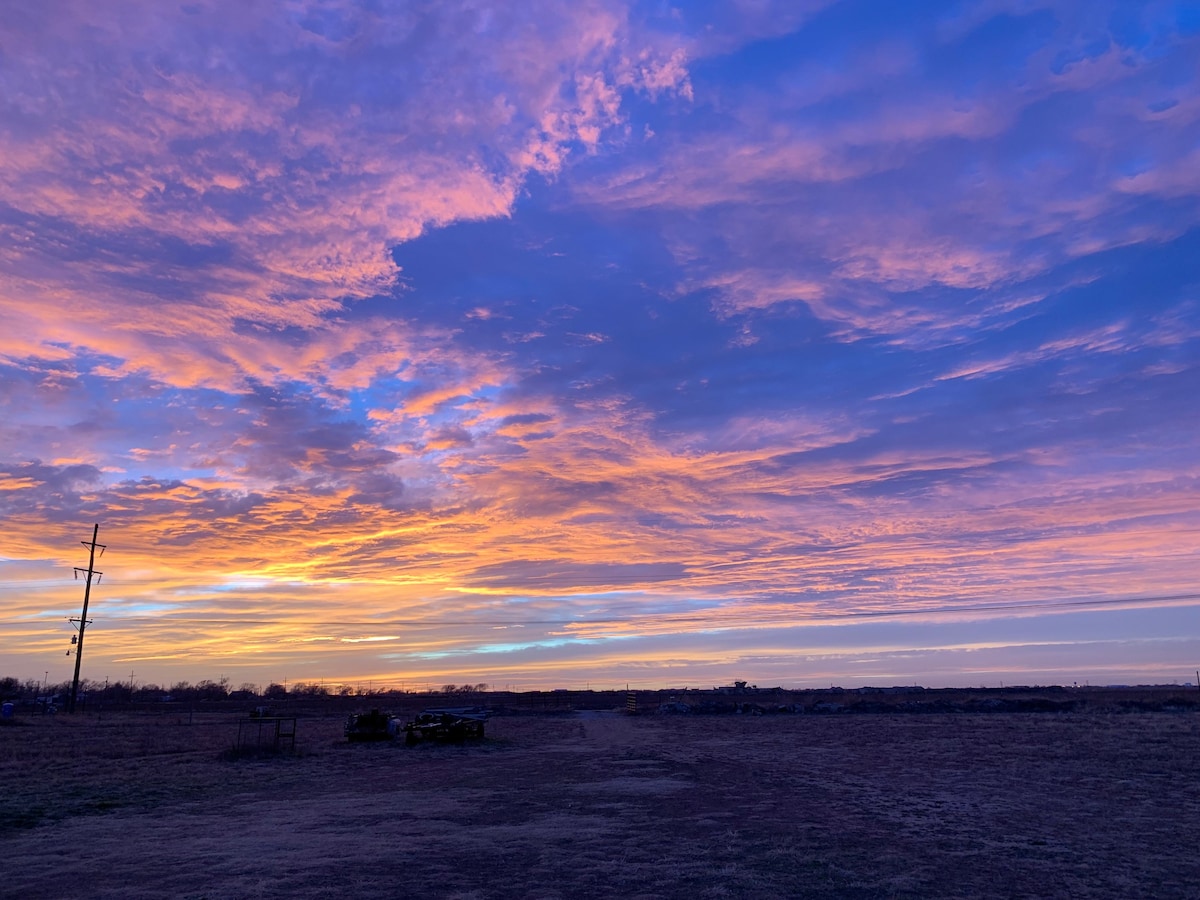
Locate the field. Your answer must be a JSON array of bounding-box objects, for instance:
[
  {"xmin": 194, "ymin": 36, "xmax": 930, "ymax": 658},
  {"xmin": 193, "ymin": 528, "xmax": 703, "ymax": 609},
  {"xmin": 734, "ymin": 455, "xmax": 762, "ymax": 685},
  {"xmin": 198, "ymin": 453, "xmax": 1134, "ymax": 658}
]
[{"xmin": 2, "ymin": 703, "xmax": 1198, "ymax": 899}]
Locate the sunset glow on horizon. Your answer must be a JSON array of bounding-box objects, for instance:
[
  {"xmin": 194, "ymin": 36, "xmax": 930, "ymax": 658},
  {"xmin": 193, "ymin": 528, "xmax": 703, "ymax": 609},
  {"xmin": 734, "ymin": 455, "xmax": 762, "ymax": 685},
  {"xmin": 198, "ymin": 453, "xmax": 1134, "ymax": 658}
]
[{"xmin": 2, "ymin": 1, "xmax": 1199, "ymax": 692}]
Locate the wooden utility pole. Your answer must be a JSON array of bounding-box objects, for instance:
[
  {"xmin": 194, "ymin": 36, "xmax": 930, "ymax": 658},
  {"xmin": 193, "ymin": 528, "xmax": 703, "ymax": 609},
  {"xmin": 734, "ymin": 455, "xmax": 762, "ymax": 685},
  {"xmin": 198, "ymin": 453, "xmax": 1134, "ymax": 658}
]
[{"xmin": 68, "ymin": 523, "xmax": 104, "ymax": 713}]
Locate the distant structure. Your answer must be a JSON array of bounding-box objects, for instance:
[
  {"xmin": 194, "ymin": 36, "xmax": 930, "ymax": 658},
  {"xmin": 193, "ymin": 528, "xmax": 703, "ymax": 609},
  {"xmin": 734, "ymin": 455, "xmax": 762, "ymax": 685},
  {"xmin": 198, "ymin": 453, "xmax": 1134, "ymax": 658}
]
[{"xmin": 716, "ymin": 680, "xmax": 757, "ymax": 694}]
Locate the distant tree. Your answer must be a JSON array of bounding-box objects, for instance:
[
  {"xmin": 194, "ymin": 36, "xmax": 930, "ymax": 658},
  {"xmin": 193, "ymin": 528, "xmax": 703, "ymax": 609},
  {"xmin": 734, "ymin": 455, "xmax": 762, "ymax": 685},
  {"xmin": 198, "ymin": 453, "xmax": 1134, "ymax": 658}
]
[
  {"xmin": 0, "ymin": 676, "xmax": 20, "ymax": 698},
  {"xmin": 433, "ymin": 683, "xmax": 488, "ymax": 695},
  {"xmin": 291, "ymin": 682, "xmax": 329, "ymax": 697},
  {"xmin": 238, "ymin": 682, "xmax": 259, "ymax": 696},
  {"xmin": 264, "ymin": 682, "xmax": 288, "ymax": 699},
  {"xmin": 193, "ymin": 679, "xmax": 229, "ymax": 701},
  {"xmin": 79, "ymin": 678, "xmax": 110, "ymax": 700}
]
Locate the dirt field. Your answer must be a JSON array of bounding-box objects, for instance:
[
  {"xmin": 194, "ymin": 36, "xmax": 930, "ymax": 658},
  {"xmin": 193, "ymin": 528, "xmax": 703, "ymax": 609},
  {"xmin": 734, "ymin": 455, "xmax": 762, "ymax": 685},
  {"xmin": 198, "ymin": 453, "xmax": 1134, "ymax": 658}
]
[{"xmin": 2, "ymin": 708, "xmax": 1198, "ymax": 899}]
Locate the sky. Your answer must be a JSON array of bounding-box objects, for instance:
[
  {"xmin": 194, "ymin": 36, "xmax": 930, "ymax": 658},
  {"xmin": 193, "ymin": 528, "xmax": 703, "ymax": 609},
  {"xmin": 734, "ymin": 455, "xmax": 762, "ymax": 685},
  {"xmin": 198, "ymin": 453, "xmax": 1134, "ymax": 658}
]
[{"xmin": 2, "ymin": 0, "xmax": 1199, "ymax": 693}]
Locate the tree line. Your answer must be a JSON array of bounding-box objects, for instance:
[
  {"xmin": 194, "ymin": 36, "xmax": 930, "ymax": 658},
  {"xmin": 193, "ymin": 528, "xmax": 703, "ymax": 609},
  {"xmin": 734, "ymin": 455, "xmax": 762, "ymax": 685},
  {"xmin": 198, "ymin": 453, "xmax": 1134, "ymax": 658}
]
[{"xmin": 0, "ymin": 676, "xmax": 491, "ymax": 703}]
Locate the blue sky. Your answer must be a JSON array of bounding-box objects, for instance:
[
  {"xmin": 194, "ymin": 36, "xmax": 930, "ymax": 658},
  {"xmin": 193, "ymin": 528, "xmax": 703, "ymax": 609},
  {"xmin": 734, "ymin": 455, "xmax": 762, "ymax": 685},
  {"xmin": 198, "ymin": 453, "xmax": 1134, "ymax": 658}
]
[{"xmin": 1, "ymin": 0, "xmax": 1198, "ymax": 690}]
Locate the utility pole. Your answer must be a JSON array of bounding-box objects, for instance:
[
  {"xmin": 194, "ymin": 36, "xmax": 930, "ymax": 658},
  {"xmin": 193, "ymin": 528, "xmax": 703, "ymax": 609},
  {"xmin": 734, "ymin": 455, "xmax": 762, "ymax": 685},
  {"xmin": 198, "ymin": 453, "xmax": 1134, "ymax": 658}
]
[{"xmin": 68, "ymin": 523, "xmax": 104, "ymax": 713}]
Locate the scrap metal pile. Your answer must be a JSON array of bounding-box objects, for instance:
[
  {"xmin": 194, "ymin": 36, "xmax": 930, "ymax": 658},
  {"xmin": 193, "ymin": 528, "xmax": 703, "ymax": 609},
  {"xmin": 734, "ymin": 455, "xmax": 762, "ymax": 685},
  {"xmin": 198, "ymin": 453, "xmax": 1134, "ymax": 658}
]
[
  {"xmin": 343, "ymin": 709, "xmax": 401, "ymax": 742},
  {"xmin": 402, "ymin": 708, "xmax": 487, "ymax": 744},
  {"xmin": 344, "ymin": 707, "xmax": 488, "ymax": 744}
]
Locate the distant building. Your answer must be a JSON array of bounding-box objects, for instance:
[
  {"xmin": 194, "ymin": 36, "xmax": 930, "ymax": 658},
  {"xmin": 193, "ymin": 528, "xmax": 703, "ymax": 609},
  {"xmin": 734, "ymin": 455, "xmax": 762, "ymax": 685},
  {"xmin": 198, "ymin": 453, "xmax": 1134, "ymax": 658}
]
[{"xmin": 716, "ymin": 681, "xmax": 756, "ymax": 694}]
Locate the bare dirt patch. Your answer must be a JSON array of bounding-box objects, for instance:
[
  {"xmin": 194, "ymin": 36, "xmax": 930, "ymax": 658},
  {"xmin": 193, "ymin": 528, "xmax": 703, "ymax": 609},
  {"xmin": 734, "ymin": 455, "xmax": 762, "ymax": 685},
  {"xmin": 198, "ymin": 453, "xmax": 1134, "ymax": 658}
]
[{"xmin": 2, "ymin": 709, "xmax": 1197, "ymax": 898}]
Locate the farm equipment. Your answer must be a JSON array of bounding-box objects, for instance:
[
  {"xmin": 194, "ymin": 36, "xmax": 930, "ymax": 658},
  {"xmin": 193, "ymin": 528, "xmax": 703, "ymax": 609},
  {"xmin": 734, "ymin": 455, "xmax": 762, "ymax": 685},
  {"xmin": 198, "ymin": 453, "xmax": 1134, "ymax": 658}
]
[
  {"xmin": 344, "ymin": 709, "xmax": 401, "ymax": 742},
  {"xmin": 345, "ymin": 707, "xmax": 488, "ymax": 744},
  {"xmin": 402, "ymin": 707, "xmax": 487, "ymax": 744}
]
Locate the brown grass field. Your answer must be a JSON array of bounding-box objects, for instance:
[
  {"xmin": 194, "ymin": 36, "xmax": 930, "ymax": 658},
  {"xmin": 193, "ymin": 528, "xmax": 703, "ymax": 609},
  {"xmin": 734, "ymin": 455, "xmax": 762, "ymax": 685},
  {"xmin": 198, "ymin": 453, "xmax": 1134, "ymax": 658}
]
[{"xmin": 2, "ymin": 705, "xmax": 1198, "ymax": 899}]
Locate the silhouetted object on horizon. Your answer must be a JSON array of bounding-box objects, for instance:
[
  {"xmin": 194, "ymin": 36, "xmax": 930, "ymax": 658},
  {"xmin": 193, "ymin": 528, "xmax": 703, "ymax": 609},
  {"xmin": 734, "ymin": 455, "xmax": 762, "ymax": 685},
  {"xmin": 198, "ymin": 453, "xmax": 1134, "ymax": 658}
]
[{"xmin": 68, "ymin": 523, "xmax": 104, "ymax": 714}]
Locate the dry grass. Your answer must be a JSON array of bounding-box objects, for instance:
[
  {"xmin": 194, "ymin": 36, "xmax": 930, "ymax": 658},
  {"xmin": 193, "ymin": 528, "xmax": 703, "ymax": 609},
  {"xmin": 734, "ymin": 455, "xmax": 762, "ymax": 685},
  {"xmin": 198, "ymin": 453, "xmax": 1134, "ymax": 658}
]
[{"xmin": 2, "ymin": 709, "xmax": 1198, "ymax": 898}]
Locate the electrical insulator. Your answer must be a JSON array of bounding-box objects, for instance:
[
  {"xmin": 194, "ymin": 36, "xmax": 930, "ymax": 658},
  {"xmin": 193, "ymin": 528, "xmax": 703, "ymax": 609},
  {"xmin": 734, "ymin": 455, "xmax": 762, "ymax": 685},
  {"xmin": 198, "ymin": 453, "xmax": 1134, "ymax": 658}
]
[{"xmin": 70, "ymin": 635, "xmax": 77, "ymax": 645}]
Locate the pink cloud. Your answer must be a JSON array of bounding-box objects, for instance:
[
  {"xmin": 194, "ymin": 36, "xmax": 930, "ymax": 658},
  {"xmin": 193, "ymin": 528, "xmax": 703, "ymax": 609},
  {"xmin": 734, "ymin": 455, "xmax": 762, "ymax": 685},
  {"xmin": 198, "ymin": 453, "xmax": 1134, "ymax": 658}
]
[{"xmin": 0, "ymin": 0, "xmax": 693, "ymax": 389}]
